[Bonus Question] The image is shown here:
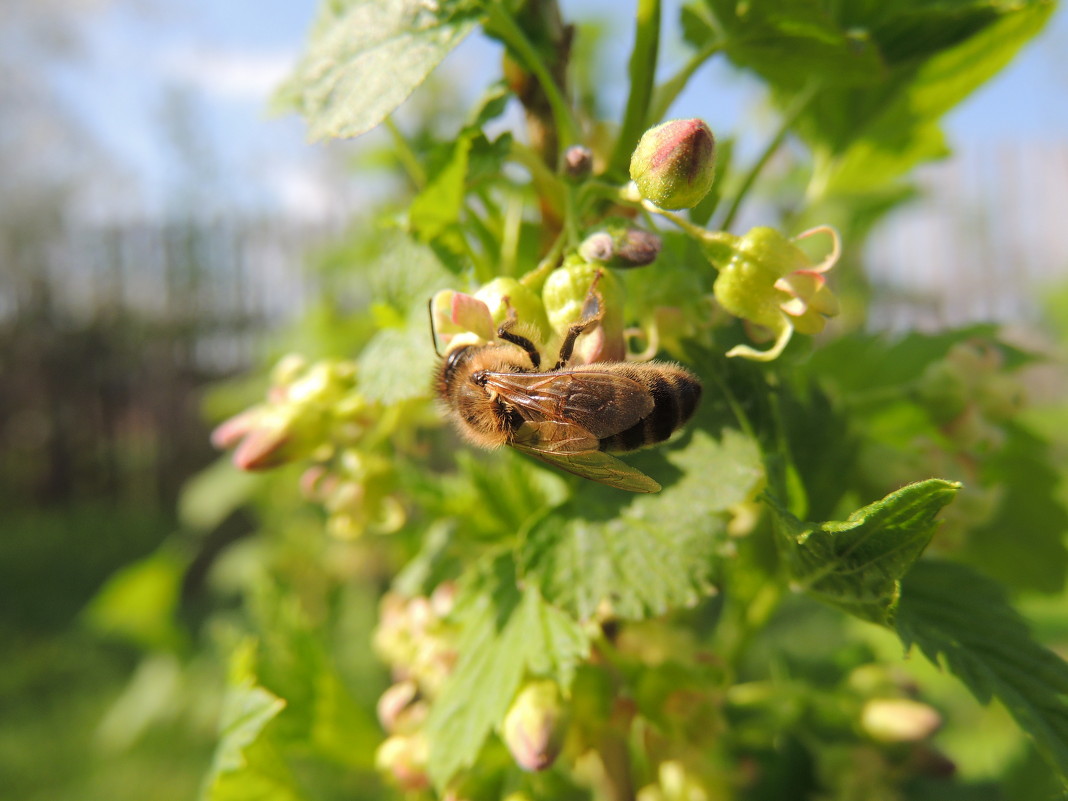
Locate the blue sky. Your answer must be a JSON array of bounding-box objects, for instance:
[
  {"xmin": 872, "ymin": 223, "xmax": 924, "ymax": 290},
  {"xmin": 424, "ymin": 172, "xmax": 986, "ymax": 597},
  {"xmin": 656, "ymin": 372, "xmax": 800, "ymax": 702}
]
[{"xmin": 42, "ymin": 0, "xmax": 1068, "ymax": 222}]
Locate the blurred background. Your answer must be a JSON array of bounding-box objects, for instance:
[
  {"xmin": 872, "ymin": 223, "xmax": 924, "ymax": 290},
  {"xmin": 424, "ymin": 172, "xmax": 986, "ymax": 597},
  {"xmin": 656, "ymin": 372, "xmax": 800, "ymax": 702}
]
[{"xmin": 2, "ymin": 1, "xmax": 1066, "ymax": 798}]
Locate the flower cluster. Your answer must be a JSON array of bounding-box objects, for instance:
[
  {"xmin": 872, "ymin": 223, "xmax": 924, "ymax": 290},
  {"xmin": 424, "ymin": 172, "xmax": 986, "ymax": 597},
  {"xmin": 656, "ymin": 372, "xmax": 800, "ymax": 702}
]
[
  {"xmin": 211, "ymin": 355, "xmax": 406, "ymax": 537},
  {"xmin": 373, "ymin": 584, "xmax": 459, "ymax": 790},
  {"xmin": 431, "ymin": 261, "xmax": 629, "ymax": 365}
]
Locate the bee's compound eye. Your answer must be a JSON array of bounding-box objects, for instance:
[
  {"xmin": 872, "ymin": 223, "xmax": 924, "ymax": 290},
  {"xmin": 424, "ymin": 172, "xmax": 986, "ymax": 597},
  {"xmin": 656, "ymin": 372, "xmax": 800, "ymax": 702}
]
[{"xmin": 443, "ymin": 345, "xmax": 471, "ymax": 381}]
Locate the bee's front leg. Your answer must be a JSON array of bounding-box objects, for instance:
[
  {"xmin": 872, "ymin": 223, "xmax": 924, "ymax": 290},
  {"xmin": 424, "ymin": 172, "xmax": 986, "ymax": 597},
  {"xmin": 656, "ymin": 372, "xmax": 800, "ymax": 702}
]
[{"xmin": 497, "ymin": 320, "xmax": 543, "ymax": 370}]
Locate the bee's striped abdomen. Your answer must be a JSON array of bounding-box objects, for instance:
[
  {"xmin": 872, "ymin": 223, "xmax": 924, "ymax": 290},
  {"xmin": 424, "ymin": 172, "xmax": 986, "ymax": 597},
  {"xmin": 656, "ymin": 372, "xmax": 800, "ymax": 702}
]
[{"xmin": 599, "ymin": 365, "xmax": 701, "ymax": 453}]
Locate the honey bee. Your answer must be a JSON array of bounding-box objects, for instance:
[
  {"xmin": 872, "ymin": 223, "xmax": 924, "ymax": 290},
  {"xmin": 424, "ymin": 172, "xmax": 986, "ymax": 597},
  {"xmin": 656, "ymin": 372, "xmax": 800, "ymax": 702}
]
[{"xmin": 433, "ymin": 291, "xmax": 701, "ymax": 493}]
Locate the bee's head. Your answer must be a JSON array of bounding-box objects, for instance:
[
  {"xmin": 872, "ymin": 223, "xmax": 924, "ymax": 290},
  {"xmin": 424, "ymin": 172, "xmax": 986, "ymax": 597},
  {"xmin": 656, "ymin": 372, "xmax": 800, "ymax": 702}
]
[{"xmin": 434, "ymin": 344, "xmax": 475, "ymax": 399}]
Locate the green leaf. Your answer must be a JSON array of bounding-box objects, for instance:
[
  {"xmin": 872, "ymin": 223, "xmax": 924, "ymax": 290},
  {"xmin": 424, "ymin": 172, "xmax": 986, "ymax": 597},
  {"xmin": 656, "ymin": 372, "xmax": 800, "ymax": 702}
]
[
  {"xmin": 83, "ymin": 549, "xmax": 187, "ymax": 652},
  {"xmin": 203, "ymin": 639, "xmax": 303, "ymax": 801},
  {"xmin": 358, "ymin": 320, "xmax": 438, "ymax": 404},
  {"xmin": 519, "ymin": 428, "xmax": 764, "ymax": 621},
  {"xmin": 409, "ymin": 134, "xmax": 473, "ymax": 242},
  {"xmin": 965, "ymin": 424, "xmax": 1068, "ymax": 594},
  {"xmin": 805, "ymin": 326, "xmax": 1002, "ymax": 399},
  {"xmin": 771, "ymin": 479, "xmax": 961, "ymax": 625},
  {"xmin": 702, "ymin": 0, "xmax": 1053, "ymax": 192},
  {"xmin": 179, "ymin": 457, "xmax": 262, "ymax": 531},
  {"xmin": 277, "ymin": 0, "xmax": 481, "ymax": 140},
  {"xmin": 425, "ymin": 555, "xmax": 589, "ymax": 789},
  {"xmin": 897, "ymin": 560, "xmax": 1068, "ymax": 785},
  {"xmin": 702, "ymin": 0, "xmax": 887, "ymax": 87}
]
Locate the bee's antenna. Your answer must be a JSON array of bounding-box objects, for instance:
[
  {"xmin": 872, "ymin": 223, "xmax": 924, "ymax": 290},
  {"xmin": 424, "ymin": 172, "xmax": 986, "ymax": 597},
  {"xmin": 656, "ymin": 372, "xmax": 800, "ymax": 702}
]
[{"xmin": 428, "ymin": 297, "xmax": 443, "ymax": 358}]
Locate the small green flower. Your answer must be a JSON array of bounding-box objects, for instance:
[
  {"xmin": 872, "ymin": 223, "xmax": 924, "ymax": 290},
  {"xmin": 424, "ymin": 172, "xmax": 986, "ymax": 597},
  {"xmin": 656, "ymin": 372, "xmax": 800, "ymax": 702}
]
[
  {"xmin": 711, "ymin": 225, "xmax": 841, "ymax": 361},
  {"xmin": 543, "ymin": 261, "xmax": 626, "ymax": 362},
  {"xmin": 630, "ymin": 119, "xmax": 716, "ymax": 210}
]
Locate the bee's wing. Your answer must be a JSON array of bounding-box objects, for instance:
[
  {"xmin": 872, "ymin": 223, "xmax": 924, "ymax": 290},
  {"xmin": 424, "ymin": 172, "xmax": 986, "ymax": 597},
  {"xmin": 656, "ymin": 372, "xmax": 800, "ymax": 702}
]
[
  {"xmin": 480, "ymin": 370, "xmax": 653, "ymax": 437},
  {"xmin": 511, "ymin": 421, "xmax": 661, "ymax": 493}
]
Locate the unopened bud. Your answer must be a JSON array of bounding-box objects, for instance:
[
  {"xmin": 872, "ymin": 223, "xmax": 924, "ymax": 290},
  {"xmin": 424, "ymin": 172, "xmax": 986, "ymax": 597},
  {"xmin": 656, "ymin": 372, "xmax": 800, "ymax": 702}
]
[
  {"xmin": 377, "ymin": 680, "xmax": 427, "ymax": 734},
  {"xmin": 580, "ymin": 224, "xmax": 662, "ymax": 269},
  {"xmin": 375, "ymin": 733, "xmax": 429, "ymax": 791},
  {"xmin": 230, "ymin": 408, "xmax": 300, "ymax": 471},
  {"xmin": 210, "ymin": 408, "xmax": 260, "ymax": 450},
  {"xmin": 630, "ymin": 119, "xmax": 716, "ymax": 210},
  {"xmin": 562, "ymin": 145, "xmax": 593, "ymax": 180},
  {"xmin": 502, "ymin": 679, "xmax": 569, "ymax": 772},
  {"xmin": 861, "ymin": 698, "xmax": 941, "ymax": 743},
  {"xmin": 613, "ymin": 227, "xmax": 662, "ymax": 267},
  {"xmin": 474, "ymin": 277, "xmax": 552, "ymax": 343},
  {"xmin": 578, "ymin": 232, "xmax": 615, "ymax": 263}
]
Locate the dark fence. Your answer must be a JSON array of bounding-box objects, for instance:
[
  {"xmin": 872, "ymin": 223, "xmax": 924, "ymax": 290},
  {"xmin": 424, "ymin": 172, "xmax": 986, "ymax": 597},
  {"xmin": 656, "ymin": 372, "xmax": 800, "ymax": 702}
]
[{"xmin": 0, "ymin": 218, "xmax": 342, "ymax": 510}]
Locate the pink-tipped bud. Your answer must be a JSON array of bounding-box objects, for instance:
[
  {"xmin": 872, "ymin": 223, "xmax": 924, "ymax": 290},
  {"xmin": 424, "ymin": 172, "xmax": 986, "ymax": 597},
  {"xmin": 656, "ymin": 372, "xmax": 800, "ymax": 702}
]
[
  {"xmin": 630, "ymin": 119, "xmax": 716, "ymax": 210},
  {"xmin": 502, "ymin": 679, "xmax": 569, "ymax": 772},
  {"xmin": 562, "ymin": 145, "xmax": 593, "ymax": 180},
  {"xmin": 377, "ymin": 680, "xmax": 427, "ymax": 734},
  {"xmin": 210, "ymin": 408, "xmax": 260, "ymax": 450},
  {"xmin": 230, "ymin": 409, "xmax": 299, "ymax": 471}
]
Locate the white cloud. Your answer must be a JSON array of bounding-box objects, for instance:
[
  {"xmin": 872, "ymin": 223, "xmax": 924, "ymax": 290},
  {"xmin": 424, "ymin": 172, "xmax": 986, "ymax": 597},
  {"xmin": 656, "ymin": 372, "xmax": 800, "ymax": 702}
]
[{"xmin": 158, "ymin": 45, "xmax": 295, "ymax": 101}]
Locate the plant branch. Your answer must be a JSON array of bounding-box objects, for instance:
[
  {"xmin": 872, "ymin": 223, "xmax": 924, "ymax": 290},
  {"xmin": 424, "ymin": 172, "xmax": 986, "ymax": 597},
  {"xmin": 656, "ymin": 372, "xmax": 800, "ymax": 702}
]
[
  {"xmin": 484, "ymin": 1, "xmax": 580, "ymax": 151},
  {"xmin": 608, "ymin": 0, "xmax": 661, "ymax": 175}
]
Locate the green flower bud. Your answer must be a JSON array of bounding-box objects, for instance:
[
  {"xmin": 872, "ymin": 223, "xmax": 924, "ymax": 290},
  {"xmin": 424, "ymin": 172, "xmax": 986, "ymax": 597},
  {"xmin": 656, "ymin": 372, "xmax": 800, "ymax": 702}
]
[
  {"xmin": 474, "ymin": 277, "xmax": 552, "ymax": 343},
  {"xmin": 542, "ymin": 262, "xmax": 626, "ymax": 362},
  {"xmin": 502, "ymin": 679, "xmax": 569, "ymax": 772},
  {"xmin": 861, "ymin": 699, "xmax": 941, "ymax": 743},
  {"xmin": 630, "ymin": 119, "xmax": 716, "ymax": 210}
]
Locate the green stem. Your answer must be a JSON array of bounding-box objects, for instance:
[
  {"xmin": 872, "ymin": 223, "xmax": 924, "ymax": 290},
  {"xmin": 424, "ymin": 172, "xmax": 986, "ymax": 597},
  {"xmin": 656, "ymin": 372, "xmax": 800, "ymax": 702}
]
[
  {"xmin": 649, "ymin": 39, "xmax": 722, "ymax": 123},
  {"xmin": 608, "ymin": 0, "xmax": 661, "ymax": 175},
  {"xmin": 484, "ymin": 2, "xmax": 580, "ymax": 149},
  {"xmin": 718, "ymin": 83, "xmax": 819, "ymax": 232},
  {"xmin": 508, "ymin": 140, "xmax": 567, "ymax": 216},
  {"xmin": 383, "ymin": 116, "xmax": 425, "ymax": 188},
  {"xmin": 519, "ymin": 229, "xmax": 566, "ymax": 292}
]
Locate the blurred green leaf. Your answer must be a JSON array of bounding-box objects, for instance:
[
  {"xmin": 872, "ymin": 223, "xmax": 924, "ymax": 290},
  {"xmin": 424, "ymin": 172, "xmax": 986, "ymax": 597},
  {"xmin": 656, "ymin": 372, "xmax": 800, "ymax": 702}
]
[
  {"xmin": 519, "ymin": 428, "xmax": 764, "ymax": 620},
  {"xmin": 276, "ymin": 0, "xmax": 481, "ymax": 140},
  {"xmin": 695, "ymin": 0, "xmax": 1053, "ymax": 193},
  {"xmin": 357, "ymin": 324, "xmax": 437, "ymax": 404},
  {"xmin": 409, "ymin": 134, "xmax": 472, "ymax": 241},
  {"xmin": 179, "ymin": 458, "xmax": 262, "ymax": 531},
  {"xmin": 699, "ymin": 0, "xmax": 887, "ymax": 87},
  {"xmin": 806, "ymin": 326, "xmax": 1002, "ymax": 399},
  {"xmin": 964, "ymin": 424, "xmax": 1068, "ymax": 594},
  {"xmin": 84, "ymin": 549, "xmax": 187, "ymax": 652},
  {"xmin": 898, "ymin": 560, "xmax": 1068, "ymax": 786},
  {"xmin": 203, "ymin": 639, "xmax": 303, "ymax": 801},
  {"xmin": 426, "ymin": 555, "xmax": 589, "ymax": 789},
  {"xmin": 771, "ymin": 479, "xmax": 960, "ymax": 625}
]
